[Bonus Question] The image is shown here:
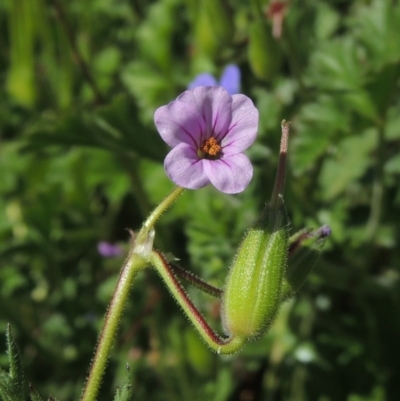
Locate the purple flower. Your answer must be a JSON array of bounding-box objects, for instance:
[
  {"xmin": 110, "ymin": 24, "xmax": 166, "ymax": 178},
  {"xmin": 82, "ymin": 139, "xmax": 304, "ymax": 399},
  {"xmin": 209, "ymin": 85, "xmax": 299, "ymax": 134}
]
[
  {"xmin": 154, "ymin": 86, "xmax": 259, "ymax": 194},
  {"xmin": 188, "ymin": 65, "xmax": 241, "ymax": 95},
  {"xmin": 97, "ymin": 241, "xmax": 123, "ymax": 258},
  {"xmin": 316, "ymin": 225, "xmax": 331, "ymax": 238}
]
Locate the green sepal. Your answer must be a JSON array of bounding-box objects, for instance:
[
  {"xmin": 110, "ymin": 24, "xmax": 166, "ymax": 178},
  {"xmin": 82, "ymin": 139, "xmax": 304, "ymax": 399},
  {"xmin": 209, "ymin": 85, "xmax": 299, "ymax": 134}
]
[
  {"xmin": 221, "ymin": 197, "xmax": 290, "ymax": 340},
  {"xmin": 281, "ymin": 226, "xmax": 331, "ymax": 301}
]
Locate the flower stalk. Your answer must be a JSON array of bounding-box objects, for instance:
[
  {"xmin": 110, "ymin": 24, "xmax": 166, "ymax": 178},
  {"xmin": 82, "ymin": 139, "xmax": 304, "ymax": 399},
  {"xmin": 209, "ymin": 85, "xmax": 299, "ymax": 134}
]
[
  {"xmin": 141, "ymin": 186, "xmax": 185, "ymax": 237},
  {"xmin": 80, "ymin": 186, "xmax": 184, "ymax": 401},
  {"xmin": 150, "ymin": 251, "xmax": 246, "ymax": 354},
  {"xmin": 80, "ymin": 244, "xmax": 148, "ymax": 401}
]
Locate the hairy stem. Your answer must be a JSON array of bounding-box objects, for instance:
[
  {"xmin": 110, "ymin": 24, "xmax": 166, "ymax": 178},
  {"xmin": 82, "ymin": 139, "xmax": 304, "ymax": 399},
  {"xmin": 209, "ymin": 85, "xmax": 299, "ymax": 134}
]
[
  {"xmin": 81, "ymin": 187, "xmax": 184, "ymax": 400},
  {"xmin": 80, "ymin": 235, "xmax": 151, "ymax": 401},
  {"xmin": 151, "ymin": 251, "xmax": 245, "ymax": 354},
  {"xmin": 141, "ymin": 186, "xmax": 185, "ymax": 236},
  {"xmin": 170, "ymin": 262, "xmax": 223, "ymax": 298}
]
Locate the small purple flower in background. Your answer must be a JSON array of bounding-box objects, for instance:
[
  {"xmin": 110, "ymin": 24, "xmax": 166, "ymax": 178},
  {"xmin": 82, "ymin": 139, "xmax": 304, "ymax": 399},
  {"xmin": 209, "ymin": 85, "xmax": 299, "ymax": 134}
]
[
  {"xmin": 154, "ymin": 86, "xmax": 259, "ymax": 194},
  {"xmin": 98, "ymin": 241, "xmax": 123, "ymax": 258},
  {"xmin": 188, "ymin": 64, "xmax": 241, "ymax": 95},
  {"xmin": 317, "ymin": 225, "xmax": 331, "ymax": 238}
]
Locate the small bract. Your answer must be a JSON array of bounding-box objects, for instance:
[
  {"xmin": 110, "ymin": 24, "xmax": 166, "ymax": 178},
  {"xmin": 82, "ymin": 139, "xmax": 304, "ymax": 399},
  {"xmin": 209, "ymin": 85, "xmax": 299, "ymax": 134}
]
[{"xmin": 154, "ymin": 86, "xmax": 259, "ymax": 194}]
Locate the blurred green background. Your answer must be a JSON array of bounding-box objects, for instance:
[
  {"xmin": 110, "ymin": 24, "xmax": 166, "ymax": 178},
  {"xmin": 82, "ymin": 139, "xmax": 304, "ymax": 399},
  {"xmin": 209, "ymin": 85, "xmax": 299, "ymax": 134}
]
[{"xmin": 1, "ymin": 0, "xmax": 400, "ymax": 400}]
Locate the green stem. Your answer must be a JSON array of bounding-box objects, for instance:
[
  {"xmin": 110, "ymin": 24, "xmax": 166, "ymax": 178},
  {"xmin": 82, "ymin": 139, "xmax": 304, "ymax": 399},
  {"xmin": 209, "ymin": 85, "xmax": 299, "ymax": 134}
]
[
  {"xmin": 80, "ymin": 242, "xmax": 149, "ymax": 401},
  {"xmin": 141, "ymin": 186, "xmax": 185, "ymax": 237},
  {"xmin": 170, "ymin": 262, "xmax": 223, "ymax": 298},
  {"xmin": 81, "ymin": 187, "xmax": 185, "ymax": 401},
  {"xmin": 151, "ymin": 250, "xmax": 245, "ymax": 354}
]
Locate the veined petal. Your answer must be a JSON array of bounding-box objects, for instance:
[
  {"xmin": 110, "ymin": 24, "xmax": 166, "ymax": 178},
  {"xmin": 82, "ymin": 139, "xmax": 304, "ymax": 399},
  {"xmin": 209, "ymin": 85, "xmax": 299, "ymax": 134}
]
[
  {"xmin": 203, "ymin": 154, "xmax": 253, "ymax": 194},
  {"xmin": 188, "ymin": 73, "xmax": 218, "ymax": 89},
  {"xmin": 164, "ymin": 143, "xmax": 210, "ymax": 189},
  {"xmin": 219, "ymin": 65, "xmax": 241, "ymax": 95},
  {"xmin": 154, "ymin": 100, "xmax": 206, "ymax": 148},
  {"xmin": 221, "ymin": 95, "xmax": 258, "ymax": 155},
  {"xmin": 177, "ymin": 87, "xmax": 232, "ymax": 144}
]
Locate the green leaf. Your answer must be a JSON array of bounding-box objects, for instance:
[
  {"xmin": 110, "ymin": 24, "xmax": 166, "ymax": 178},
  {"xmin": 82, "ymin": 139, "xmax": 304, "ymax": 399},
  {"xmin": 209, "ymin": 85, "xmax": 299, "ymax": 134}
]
[
  {"xmin": 248, "ymin": 20, "xmax": 282, "ymax": 81},
  {"xmin": 24, "ymin": 95, "xmax": 166, "ymax": 162},
  {"xmin": 341, "ymin": 91, "xmax": 378, "ymax": 122},
  {"xmin": 194, "ymin": 0, "xmax": 234, "ymax": 57},
  {"xmin": 293, "ymin": 96, "xmax": 350, "ymax": 173},
  {"xmin": 29, "ymin": 385, "xmax": 44, "ymax": 401},
  {"xmin": 6, "ymin": 325, "xmax": 25, "ymax": 401},
  {"xmin": 183, "ymin": 328, "xmax": 213, "ymax": 376},
  {"xmin": 121, "ymin": 61, "xmax": 176, "ymax": 121},
  {"xmin": 95, "ymin": 94, "xmax": 166, "ymax": 161},
  {"xmin": 385, "ymin": 154, "xmax": 400, "ymax": 175},
  {"xmin": 314, "ymin": 3, "xmax": 339, "ymax": 41},
  {"xmin": 352, "ymin": 0, "xmax": 400, "ymax": 70},
  {"xmin": 319, "ymin": 128, "xmax": 377, "ymax": 200},
  {"xmin": 136, "ymin": 0, "xmax": 181, "ymax": 71},
  {"xmin": 0, "ymin": 379, "xmax": 14, "ymax": 401},
  {"xmin": 308, "ymin": 38, "xmax": 363, "ymax": 91},
  {"xmin": 0, "ymin": 327, "xmax": 27, "ymax": 401},
  {"xmin": 113, "ymin": 365, "xmax": 132, "ymax": 401},
  {"xmin": 365, "ymin": 63, "xmax": 400, "ymax": 118}
]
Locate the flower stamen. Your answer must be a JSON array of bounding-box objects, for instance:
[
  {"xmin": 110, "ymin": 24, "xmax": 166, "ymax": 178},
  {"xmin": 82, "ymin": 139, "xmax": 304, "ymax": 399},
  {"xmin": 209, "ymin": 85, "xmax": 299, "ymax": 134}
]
[{"xmin": 199, "ymin": 137, "xmax": 222, "ymax": 159}]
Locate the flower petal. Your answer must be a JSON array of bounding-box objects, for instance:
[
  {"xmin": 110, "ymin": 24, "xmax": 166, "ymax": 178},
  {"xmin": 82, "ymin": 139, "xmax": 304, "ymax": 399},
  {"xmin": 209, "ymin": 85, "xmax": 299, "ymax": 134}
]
[
  {"xmin": 154, "ymin": 100, "xmax": 206, "ymax": 149},
  {"xmin": 188, "ymin": 73, "xmax": 218, "ymax": 89},
  {"xmin": 177, "ymin": 86, "xmax": 232, "ymax": 144},
  {"xmin": 220, "ymin": 95, "xmax": 259, "ymax": 155},
  {"xmin": 164, "ymin": 143, "xmax": 210, "ymax": 189},
  {"xmin": 203, "ymin": 154, "xmax": 253, "ymax": 194},
  {"xmin": 219, "ymin": 65, "xmax": 241, "ymax": 95}
]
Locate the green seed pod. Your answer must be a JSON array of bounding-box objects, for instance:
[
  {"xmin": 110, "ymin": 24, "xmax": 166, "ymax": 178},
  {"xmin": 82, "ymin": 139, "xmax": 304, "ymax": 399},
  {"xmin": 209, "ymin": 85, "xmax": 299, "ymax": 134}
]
[
  {"xmin": 248, "ymin": 20, "xmax": 282, "ymax": 81},
  {"xmin": 221, "ymin": 121, "xmax": 291, "ymax": 341},
  {"xmin": 221, "ymin": 199, "xmax": 289, "ymax": 340}
]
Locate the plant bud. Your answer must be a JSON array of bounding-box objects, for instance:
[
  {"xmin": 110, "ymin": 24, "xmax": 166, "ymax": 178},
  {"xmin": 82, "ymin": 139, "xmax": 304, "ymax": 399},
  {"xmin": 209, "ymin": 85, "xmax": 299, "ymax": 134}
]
[{"xmin": 221, "ymin": 199, "xmax": 289, "ymax": 340}]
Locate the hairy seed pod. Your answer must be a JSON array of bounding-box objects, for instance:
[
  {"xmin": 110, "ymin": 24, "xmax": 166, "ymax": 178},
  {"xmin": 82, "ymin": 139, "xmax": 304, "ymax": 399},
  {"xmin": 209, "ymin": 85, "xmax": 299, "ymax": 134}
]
[{"xmin": 221, "ymin": 198, "xmax": 289, "ymax": 340}]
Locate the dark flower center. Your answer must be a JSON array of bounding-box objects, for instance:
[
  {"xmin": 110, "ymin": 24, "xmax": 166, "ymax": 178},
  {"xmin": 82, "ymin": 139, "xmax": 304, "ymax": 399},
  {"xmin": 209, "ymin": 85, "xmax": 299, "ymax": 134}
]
[{"xmin": 198, "ymin": 137, "xmax": 222, "ymax": 159}]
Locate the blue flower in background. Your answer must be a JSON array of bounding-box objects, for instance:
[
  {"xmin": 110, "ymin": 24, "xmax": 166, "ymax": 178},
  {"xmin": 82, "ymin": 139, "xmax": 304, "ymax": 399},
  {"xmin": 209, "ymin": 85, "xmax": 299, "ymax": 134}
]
[{"xmin": 188, "ymin": 64, "xmax": 241, "ymax": 95}]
